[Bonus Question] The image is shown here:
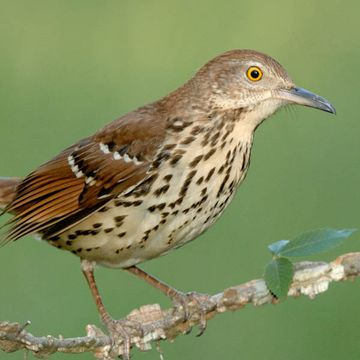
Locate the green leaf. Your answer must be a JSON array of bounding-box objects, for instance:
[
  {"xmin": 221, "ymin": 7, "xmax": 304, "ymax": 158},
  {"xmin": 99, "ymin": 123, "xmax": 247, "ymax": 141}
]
[
  {"xmin": 264, "ymin": 257, "xmax": 294, "ymax": 299},
  {"xmin": 268, "ymin": 240, "xmax": 290, "ymax": 255},
  {"xmin": 278, "ymin": 228, "xmax": 356, "ymax": 258}
]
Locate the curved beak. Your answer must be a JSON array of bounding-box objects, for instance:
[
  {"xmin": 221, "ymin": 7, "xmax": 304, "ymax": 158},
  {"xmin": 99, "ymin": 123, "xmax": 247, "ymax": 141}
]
[{"xmin": 277, "ymin": 87, "xmax": 336, "ymax": 114}]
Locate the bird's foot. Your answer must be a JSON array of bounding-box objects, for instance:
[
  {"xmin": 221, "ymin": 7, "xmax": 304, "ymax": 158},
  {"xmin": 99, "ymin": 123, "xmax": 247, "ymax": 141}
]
[
  {"xmin": 103, "ymin": 317, "xmax": 143, "ymax": 360},
  {"xmin": 170, "ymin": 290, "xmax": 213, "ymax": 336}
]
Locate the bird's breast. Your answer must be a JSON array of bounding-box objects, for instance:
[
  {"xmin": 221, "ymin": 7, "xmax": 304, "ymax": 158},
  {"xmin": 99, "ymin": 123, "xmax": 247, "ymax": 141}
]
[{"xmin": 47, "ymin": 115, "xmax": 254, "ymax": 268}]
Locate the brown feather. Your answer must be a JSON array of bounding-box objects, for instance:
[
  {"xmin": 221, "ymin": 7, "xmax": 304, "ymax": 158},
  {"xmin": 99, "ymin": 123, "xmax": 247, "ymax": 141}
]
[
  {"xmin": 10, "ymin": 179, "xmax": 81, "ymax": 210},
  {"xmin": 10, "ymin": 181, "xmax": 81, "ymax": 218},
  {"xmin": 3, "ymin": 106, "xmax": 166, "ymax": 242},
  {"xmin": 7, "ymin": 200, "xmax": 80, "ymax": 240},
  {"xmin": 11, "ymin": 186, "xmax": 82, "ymax": 224}
]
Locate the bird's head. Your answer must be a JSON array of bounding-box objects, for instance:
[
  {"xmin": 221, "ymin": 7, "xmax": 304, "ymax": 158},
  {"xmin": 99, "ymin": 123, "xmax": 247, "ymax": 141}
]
[{"xmin": 193, "ymin": 49, "xmax": 335, "ymax": 126}]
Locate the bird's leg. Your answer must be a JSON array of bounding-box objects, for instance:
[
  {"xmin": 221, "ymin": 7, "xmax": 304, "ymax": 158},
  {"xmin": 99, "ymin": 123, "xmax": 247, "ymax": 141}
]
[
  {"xmin": 125, "ymin": 265, "xmax": 212, "ymax": 335},
  {"xmin": 81, "ymin": 260, "xmax": 111, "ymax": 324},
  {"xmin": 81, "ymin": 260, "xmax": 138, "ymax": 359}
]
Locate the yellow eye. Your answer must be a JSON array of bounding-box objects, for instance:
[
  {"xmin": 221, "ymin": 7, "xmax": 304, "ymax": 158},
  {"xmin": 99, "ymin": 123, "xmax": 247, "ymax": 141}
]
[{"xmin": 247, "ymin": 66, "xmax": 263, "ymax": 81}]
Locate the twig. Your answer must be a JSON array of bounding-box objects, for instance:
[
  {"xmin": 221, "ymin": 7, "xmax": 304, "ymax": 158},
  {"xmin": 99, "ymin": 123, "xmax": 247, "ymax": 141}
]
[{"xmin": 0, "ymin": 252, "xmax": 359, "ymax": 359}]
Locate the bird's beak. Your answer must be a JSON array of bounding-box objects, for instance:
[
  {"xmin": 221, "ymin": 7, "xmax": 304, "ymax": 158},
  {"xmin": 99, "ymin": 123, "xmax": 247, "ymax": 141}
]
[{"xmin": 277, "ymin": 87, "xmax": 336, "ymax": 114}]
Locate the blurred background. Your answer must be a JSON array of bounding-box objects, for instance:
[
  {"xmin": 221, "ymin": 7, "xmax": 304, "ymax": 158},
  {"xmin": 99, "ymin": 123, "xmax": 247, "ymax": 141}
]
[{"xmin": 0, "ymin": 0, "xmax": 359, "ymax": 359}]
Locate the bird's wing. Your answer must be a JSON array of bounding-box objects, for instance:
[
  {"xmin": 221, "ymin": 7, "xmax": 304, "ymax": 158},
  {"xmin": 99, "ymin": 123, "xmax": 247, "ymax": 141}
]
[{"xmin": 3, "ymin": 111, "xmax": 165, "ymax": 242}]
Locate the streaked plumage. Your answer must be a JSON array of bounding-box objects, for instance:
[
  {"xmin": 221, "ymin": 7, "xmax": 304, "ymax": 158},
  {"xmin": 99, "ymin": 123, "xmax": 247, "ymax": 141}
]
[
  {"xmin": 0, "ymin": 50, "xmax": 335, "ymax": 353},
  {"xmin": 1, "ymin": 50, "xmax": 300, "ymax": 267}
]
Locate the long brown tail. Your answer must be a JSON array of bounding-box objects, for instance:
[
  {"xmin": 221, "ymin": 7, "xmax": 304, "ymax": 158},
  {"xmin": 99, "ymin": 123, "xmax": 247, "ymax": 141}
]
[{"xmin": 0, "ymin": 177, "xmax": 21, "ymax": 210}]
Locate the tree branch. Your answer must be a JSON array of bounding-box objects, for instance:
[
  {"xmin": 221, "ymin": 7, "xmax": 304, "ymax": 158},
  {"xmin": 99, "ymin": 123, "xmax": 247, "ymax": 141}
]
[{"xmin": 1, "ymin": 252, "xmax": 359, "ymax": 359}]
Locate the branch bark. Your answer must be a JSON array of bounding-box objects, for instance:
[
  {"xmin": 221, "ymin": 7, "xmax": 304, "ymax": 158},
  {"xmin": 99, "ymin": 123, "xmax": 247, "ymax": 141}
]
[{"xmin": 1, "ymin": 252, "xmax": 359, "ymax": 359}]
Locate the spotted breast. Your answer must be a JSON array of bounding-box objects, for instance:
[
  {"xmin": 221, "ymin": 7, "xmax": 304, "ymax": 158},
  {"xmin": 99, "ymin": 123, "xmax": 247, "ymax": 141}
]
[{"xmin": 42, "ymin": 107, "xmax": 253, "ymax": 268}]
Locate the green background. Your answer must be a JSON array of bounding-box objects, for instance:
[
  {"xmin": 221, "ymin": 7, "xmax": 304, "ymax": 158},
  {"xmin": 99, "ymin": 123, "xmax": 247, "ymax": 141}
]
[{"xmin": 0, "ymin": 1, "xmax": 359, "ymax": 359}]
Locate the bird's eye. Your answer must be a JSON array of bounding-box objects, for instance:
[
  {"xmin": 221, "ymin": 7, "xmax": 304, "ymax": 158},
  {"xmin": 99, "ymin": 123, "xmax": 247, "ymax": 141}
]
[{"xmin": 246, "ymin": 66, "xmax": 263, "ymax": 82}]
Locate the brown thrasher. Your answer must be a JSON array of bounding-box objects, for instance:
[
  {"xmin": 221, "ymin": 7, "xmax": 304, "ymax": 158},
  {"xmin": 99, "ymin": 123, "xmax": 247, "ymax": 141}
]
[{"xmin": 0, "ymin": 50, "xmax": 335, "ymax": 356}]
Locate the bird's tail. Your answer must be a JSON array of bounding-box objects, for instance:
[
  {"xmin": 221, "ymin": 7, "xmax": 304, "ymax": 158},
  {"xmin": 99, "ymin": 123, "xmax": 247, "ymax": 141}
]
[{"xmin": 0, "ymin": 177, "xmax": 21, "ymax": 210}]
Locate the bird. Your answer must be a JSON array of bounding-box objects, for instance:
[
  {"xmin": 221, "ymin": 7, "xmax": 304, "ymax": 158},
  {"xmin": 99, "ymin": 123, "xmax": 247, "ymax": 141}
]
[{"xmin": 0, "ymin": 49, "xmax": 335, "ymax": 356}]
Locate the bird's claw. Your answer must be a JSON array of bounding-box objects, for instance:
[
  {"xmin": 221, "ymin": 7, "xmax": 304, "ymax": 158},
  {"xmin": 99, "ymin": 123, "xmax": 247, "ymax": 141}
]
[
  {"xmin": 103, "ymin": 318, "xmax": 142, "ymax": 360},
  {"xmin": 171, "ymin": 291, "xmax": 211, "ymax": 336}
]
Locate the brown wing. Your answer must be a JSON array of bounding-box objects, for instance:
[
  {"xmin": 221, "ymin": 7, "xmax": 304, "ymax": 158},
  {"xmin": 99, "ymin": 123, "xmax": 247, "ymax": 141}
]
[{"xmin": 3, "ymin": 108, "xmax": 166, "ymax": 242}]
